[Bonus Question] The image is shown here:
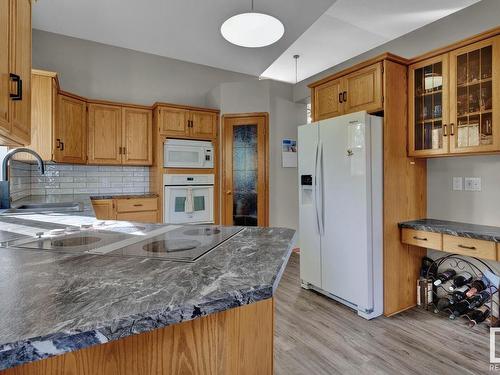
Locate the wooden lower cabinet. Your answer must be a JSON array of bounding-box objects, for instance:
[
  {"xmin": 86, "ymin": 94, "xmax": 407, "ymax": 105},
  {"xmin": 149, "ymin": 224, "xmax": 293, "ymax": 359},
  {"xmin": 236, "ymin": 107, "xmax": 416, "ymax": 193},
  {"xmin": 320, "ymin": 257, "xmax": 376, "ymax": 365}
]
[
  {"xmin": 1, "ymin": 299, "xmax": 274, "ymax": 375},
  {"xmin": 92, "ymin": 197, "xmax": 159, "ymax": 223}
]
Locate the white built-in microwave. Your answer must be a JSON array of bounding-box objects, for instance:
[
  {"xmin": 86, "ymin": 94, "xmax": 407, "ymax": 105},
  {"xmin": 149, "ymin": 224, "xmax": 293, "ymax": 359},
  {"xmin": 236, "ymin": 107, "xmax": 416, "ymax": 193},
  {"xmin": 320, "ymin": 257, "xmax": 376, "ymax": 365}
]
[{"xmin": 163, "ymin": 139, "xmax": 214, "ymax": 169}]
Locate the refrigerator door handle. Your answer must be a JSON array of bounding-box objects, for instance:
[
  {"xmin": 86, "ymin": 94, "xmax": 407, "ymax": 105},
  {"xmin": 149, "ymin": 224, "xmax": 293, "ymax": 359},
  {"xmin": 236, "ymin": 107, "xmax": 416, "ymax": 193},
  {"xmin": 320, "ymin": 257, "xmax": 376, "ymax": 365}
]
[
  {"xmin": 314, "ymin": 141, "xmax": 321, "ymax": 235},
  {"xmin": 318, "ymin": 141, "xmax": 325, "ymax": 236}
]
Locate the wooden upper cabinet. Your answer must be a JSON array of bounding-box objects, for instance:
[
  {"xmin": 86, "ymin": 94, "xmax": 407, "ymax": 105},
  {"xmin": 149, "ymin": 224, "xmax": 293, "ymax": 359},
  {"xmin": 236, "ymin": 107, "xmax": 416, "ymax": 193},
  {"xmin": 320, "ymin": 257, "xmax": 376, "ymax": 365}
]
[
  {"xmin": 190, "ymin": 110, "xmax": 217, "ymax": 138},
  {"xmin": 314, "ymin": 78, "xmax": 343, "ymax": 121},
  {"xmin": 55, "ymin": 93, "xmax": 87, "ymax": 164},
  {"xmin": 409, "ymin": 55, "xmax": 449, "ymax": 157},
  {"xmin": 449, "ymin": 36, "xmax": 500, "ymax": 154},
  {"xmin": 158, "ymin": 107, "xmax": 189, "ymax": 136},
  {"xmin": 343, "ymin": 62, "xmax": 383, "ymax": 114},
  {"xmin": 88, "ymin": 103, "xmax": 122, "ymax": 165},
  {"xmin": 0, "ymin": 0, "xmax": 31, "ymax": 146},
  {"xmin": 122, "ymin": 106, "xmax": 153, "ymax": 165}
]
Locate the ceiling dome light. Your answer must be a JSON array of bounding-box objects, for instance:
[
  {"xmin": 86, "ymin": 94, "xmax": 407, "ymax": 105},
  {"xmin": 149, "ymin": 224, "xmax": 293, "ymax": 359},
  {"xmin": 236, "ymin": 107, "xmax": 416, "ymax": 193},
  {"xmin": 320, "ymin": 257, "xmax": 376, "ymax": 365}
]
[{"xmin": 221, "ymin": 12, "xmax": 284, "ymax": 48}]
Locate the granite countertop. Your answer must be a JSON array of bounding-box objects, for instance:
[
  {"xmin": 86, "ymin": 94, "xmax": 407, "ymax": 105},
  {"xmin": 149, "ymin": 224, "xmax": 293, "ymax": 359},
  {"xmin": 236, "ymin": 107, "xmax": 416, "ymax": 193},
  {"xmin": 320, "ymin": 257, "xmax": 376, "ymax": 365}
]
[
  {"xmin": 398, "ymin": 218, "xmax": 500, "ymax": 243},
  {"xmin": 0, "ymin": 210, "xmax": 296, "ymax": 371}
]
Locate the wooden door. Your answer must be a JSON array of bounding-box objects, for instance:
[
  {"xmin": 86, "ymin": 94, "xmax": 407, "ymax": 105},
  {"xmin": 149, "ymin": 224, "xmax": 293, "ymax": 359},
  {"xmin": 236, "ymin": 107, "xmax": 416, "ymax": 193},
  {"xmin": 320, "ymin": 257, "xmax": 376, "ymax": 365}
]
[
  {"xmin": 222, "ymin": 114, "xmax": 268, "ymax": 227},
  {"xmin": 314, "ymin": 78, "xmax": 343, "ymax": 120},
  {"xmin": 122, "ymin": 107, "xmax": 153, "ymax": 165},
  {"xmin": 8, "ymin": 0, "xmax": 31, "ymax": 145},
  {"xmin": 449, "ymin": 36, "xmax": 500, "ymax": 154},
  {"xmin": 91, "ymin": 199, "xmax": 115, "ymax": 220},
  {"xmin": 408, "ymin": 55, "xmax": 449, "ymax": 156},
  {"xmin": 0, "ymin": 0, "xmax": 10, "ymax": 137},
  {"xmin": 158, "ymin": 107, "xmax": 189, "ymax": 136},
  {"xmin": 88, "ymin": 103, "xmax": 122, "ymax": 165},
  {"xmin": 343, "ymin": 62, "xmax": 383, "ymax": 114},
  {"xmin": 190, "ymin": 110, "xmax": 217, "ymax": 138},
  {"xmin": 55, "ymin": 94, "xmax": 87, "ymax": 164}
]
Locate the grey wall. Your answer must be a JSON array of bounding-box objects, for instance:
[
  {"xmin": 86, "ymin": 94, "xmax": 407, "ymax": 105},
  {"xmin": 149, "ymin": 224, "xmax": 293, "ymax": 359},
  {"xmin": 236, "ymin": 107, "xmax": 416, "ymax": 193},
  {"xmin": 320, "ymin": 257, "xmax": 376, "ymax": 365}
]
[
  {"xmin": 294, "ymin": 0, "xmax": 500, "ymax": 102},
  {"xmin": 208, "ymin": 80, "xmax": 305, "ymax": 230},
  {"xmin": 427, "ymin": 156, "xmax": 500, "ymax": 227},
  {"xmin": 33, "ymin": 29, "xmax": 257, "ymax": 107}
]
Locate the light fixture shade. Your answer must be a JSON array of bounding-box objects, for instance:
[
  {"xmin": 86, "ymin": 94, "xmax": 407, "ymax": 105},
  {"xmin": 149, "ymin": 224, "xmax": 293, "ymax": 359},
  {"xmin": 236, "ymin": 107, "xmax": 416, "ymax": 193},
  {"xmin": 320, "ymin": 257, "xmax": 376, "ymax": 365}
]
[{"xmin": 221, "ymin": 12, "xmax": 284, "ymax": 48}]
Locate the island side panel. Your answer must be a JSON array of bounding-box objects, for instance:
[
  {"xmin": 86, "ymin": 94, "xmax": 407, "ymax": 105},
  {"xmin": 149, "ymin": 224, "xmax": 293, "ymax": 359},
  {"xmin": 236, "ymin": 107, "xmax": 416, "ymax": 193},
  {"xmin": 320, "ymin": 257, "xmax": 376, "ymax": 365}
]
[{"xmin": 2, "ymin": 299, "xmax": 274, "ymax": 375}]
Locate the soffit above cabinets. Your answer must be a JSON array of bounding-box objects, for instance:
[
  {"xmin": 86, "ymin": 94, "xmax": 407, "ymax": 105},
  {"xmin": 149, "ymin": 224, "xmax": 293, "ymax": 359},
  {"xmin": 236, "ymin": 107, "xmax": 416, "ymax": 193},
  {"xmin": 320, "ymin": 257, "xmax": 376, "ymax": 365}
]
[
  {"xmin": 31, "ymin": 0, "xmax": 335, "ymax": 77},
  {"xmin": 261, "ymin": 0, "xmax": 481, "ymax": 83}
]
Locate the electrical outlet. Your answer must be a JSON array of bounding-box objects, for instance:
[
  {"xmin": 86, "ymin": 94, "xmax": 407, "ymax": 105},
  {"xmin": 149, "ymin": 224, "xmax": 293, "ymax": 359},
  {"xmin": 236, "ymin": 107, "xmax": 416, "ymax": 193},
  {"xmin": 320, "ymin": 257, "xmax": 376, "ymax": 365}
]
[
  {"xmin": 452, "ymin": 177, "xmax": 463, "ymax": 191},
  {"xmin": 464, "ymin": 177, "xmax": 481, "ymax": 191}
]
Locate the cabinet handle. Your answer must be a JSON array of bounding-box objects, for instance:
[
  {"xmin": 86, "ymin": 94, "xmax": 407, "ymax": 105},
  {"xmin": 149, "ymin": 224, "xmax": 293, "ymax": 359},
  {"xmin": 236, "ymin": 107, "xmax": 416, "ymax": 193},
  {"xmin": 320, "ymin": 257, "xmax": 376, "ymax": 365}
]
[
  {"xmin": 133, "ymin": 204, "xmax": 143, "ymax": 207},
  {"xmin": 343, "ymin": 91, "xmax": 347, "ymax": 102},
  {"xmin": 450, "ymin": 123, "xmax": 455, "ymax": 136},
  {"xmin": 119, "ymin": 147, "xmax": 122, "ymax": 155},
  {"xmin": 123, "ymin": 147, "xmax": 126, "ymax": 155},
  {"xmin": 458, "ymin": 244, "xmax": 477, "ymax": 250},
  {"xmin": 56, "ymin": 139, "xmax": 61, "ymax": 149},
  {"xmin": 190, "ymin": 120, "xmax": 194, "ymax": 128},
  {"xmin": 9, "ymin": 73, "xmax": 22, "ymax": 101},
  {"xmin": 339, "ymin": 93, "xmax": 343, "ymax": 104},
  {"xmin": 443, "ymin": 124, "xmax": 447, "ymax": 137},
  {"xmin": 60, "ymin": 142, "xmax": 64, "ymax": 151},
  {"xmin": 413, "ymin": 236, "xmax": 428, "ymax": 241}
]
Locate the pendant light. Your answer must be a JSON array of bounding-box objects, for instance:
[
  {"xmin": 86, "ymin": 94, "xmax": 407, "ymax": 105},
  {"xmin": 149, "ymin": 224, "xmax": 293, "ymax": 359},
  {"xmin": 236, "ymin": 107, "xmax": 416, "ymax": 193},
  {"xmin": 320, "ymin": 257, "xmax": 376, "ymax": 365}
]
[
  {"xmin": 293, "ymin": 54, "xmax": 300, "ymax": 84},
  {"xmin": 221, "ymin": 0, "xmax": 284, "ymax": 48}
]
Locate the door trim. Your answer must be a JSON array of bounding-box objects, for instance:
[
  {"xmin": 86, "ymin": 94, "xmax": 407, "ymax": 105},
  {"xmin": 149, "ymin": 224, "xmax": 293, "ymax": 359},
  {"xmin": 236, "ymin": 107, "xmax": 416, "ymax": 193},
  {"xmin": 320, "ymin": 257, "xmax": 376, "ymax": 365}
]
[{"xmin": 221, "ymin": 112, "xmax": 269, "ymax": 226}]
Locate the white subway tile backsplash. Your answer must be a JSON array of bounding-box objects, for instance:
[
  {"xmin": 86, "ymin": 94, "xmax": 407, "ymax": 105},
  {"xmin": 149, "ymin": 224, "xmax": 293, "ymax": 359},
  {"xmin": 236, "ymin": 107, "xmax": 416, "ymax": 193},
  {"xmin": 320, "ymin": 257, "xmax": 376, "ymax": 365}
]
[{"xmin": 10, "ymin": 162, "xmax": 150, "ymax": 200}]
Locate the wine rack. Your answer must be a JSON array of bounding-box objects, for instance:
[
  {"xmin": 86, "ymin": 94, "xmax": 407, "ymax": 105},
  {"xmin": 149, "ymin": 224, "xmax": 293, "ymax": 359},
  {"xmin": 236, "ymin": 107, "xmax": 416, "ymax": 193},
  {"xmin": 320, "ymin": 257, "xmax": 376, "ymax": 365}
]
[{"xmin": 420, "ymin": 254, "xmax": 499, "ymax": 328}]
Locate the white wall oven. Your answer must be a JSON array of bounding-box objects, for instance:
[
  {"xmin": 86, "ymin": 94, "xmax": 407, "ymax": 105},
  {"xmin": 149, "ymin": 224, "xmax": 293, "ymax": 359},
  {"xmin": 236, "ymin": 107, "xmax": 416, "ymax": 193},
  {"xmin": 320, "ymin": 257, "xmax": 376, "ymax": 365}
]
[
  {"xmin": 163, "ymin": 139, "xmax": 214, "ymax": 169},
  {"xmin": 164, "ymin": 174, "xmax": 214, "ymax": 224}
]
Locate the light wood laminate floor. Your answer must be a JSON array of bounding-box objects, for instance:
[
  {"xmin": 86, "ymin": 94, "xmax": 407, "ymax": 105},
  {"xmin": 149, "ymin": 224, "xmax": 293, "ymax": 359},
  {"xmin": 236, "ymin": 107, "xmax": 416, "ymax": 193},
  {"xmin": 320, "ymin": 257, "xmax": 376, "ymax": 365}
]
[{"xmin": 274, "ymin": 253, "xmax": 491, "ymax": 375}]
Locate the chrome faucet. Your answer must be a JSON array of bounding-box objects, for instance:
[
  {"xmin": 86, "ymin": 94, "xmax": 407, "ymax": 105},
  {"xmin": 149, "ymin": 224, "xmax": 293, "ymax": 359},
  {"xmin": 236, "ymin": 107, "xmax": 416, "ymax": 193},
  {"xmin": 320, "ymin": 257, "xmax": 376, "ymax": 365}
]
[{"xmin": 0, "ymin": 148, "xmax": 45, "ymax": 209}]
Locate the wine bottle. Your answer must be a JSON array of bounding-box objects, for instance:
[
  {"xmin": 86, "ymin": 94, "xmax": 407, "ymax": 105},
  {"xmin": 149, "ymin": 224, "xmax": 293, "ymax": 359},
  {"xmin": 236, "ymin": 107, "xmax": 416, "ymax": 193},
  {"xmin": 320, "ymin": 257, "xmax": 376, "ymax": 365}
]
[
  {"xmin": 467, "ymin": 306, "xmax": 490, "ymax": 327},
  {"xmin": 469, "ymin": 289, "xmax": 491, "ymax": 309},
  {"xmin": 449, "ymin": 300, "xmax": 472, "ymax": 320},
  {"xmin": 434, "ymin": 269, "xmax": 457, "ymax": 286},
  {"xmin": 434, "ymin": 297, "xmax": 452, "ymax": 313},
  {"xmin": 466, "ymin": 279, "xmax": 487, "ymax": 298},
  {"xmin": 451, "ymin": 285, "xmax": 471, "ymax": 303},
  {"xmin": 449, "ymin": 272, "xmax": 473, "ymax": 291}
]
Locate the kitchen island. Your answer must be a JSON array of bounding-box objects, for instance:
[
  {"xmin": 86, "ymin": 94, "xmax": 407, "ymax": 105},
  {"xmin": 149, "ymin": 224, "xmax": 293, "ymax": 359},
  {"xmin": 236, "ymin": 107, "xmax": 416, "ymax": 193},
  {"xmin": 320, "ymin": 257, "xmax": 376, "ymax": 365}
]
[{"xmin": 0, "ymin": 204, "xmax": 295, "ymax": 374}]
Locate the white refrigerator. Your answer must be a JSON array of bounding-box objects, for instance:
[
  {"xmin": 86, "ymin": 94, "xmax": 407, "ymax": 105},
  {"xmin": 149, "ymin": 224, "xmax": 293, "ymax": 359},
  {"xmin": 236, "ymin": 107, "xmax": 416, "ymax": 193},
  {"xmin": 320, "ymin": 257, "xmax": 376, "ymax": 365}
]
[{"xmin": 298, "ymin": 111, "xmax": 383, "ymax": 320}]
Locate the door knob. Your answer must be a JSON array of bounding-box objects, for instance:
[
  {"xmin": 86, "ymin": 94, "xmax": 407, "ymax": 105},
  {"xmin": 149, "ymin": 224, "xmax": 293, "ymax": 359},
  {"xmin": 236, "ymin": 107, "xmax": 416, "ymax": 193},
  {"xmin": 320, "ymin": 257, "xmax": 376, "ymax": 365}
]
[{"xmin": 226, "ymin": 191, "xmax": 232, "ymax": 195}]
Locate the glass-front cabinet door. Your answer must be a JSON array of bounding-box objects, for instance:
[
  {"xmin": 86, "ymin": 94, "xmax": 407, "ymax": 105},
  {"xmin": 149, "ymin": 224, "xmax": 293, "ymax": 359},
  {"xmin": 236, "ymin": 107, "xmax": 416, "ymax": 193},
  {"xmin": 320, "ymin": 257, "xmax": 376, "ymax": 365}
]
[
  {"xmin": 409, "ymin": 55, "xmax": 449, "ymax": 156},
  {"xmin": 449, "ymin": 36, "xmax": 500, "ymax": 153}
]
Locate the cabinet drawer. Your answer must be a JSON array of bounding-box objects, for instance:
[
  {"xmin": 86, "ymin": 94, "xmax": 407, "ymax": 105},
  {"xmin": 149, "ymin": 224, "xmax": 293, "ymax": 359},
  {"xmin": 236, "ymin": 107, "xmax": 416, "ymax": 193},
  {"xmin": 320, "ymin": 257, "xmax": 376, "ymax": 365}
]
[
  {"xmin": 401, "ymin": 229, "xmax": 442, "ymax": 250},
  {"xmin": 443, "ymin": 235, "xmax": 497, "ymax": 261},
  {"xmin": 116, "ymin": 211, "xmax": 158, "ymax": 223},
  {"xmin": 115, "ymin": 198, "xmax": 158, "ymax": 213}
]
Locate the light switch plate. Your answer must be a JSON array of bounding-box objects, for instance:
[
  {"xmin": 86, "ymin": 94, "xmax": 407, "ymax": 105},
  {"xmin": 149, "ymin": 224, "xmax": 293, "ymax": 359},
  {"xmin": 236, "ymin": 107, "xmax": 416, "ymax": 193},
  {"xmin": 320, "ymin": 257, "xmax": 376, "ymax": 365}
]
[
  {"xmin": 452, "ymin": 177, "xmax": 463, "ymax": 191},
  {"xmin": 464, "ymin": 177, "xmax": 481, "ymax": 191}
]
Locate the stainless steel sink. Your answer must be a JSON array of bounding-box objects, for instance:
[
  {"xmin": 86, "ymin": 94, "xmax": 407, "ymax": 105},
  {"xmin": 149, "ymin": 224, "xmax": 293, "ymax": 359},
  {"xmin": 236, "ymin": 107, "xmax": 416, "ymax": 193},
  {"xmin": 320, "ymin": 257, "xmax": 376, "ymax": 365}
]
[{"xmin": 2, "ymin": 202, "xmax": 84, "ymax": 214}]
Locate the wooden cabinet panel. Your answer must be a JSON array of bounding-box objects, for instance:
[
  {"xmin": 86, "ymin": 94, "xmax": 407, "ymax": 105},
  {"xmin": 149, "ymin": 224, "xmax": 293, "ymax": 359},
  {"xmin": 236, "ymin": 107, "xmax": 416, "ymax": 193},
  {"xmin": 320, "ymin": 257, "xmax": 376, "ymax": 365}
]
[
  {"xmin": 115, "ymin": 197, "xmax": 158, "ymax": 213},
  {"xmin": 92, "ymin": 199, "xmax": 115, "ymax": 220},
  {"xmin": 190, "ymin": 111, "xmax": 217, "ymax": 138},
  {"xmin": 0, "ymin": 0, "xmax": 10, "ymax": 136},
  {"xmin": 314, "ymin": 79, "xmax": 343, "ymax": 121},
  {"xmin": 116, "ymin": 211, "xmax": 158, "ymax": 223},
  {"xmin": 55, "ymin": 94, "xmax": 87, "ymax": 164},
  {"xmin": 122, "ymin": 107, "xmax": 152, "ymax": 165},
  {"xmin": 408, "ymin": 55, "xmax": 449, "ymax": 157},
  {"xmin": 401, "ymin": 228, "xmax": 442, "ymax": 250},
  {"xmin": 88, "ymin": 103, "xmax": 122, "ymax": 165},
  {"xmin": 343, "ymin": 62, "xmax": 383, "ymax": 114},
  {"xmin": 449, "ymin": 36, "xmax": 500, "ymax": 154},
  {"xmin": 159, "ymin": 107, "xmax": 189, "ymax": 136},
  {"xmin": 443, "ymin": 234, "xmax": 497, "ymax": 261},
  {"xmin": 8, "ymin": 0, "xmax": 31, "ymax": 145}
]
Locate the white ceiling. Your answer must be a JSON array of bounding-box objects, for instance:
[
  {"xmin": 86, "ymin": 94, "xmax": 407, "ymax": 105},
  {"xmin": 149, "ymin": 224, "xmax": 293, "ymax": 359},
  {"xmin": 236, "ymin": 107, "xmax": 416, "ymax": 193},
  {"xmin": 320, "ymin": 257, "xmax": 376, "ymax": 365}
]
[
  {"xmin": 32, "ymin": 0, "xmax": 481, "ymax": 84},
  {"xmin": 31, "ymin": 0, "xmax": 335, "ymax": 77},
  {"xmin": 261, "ymin": 0, "xmax": 481, "ymax": 83}
]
